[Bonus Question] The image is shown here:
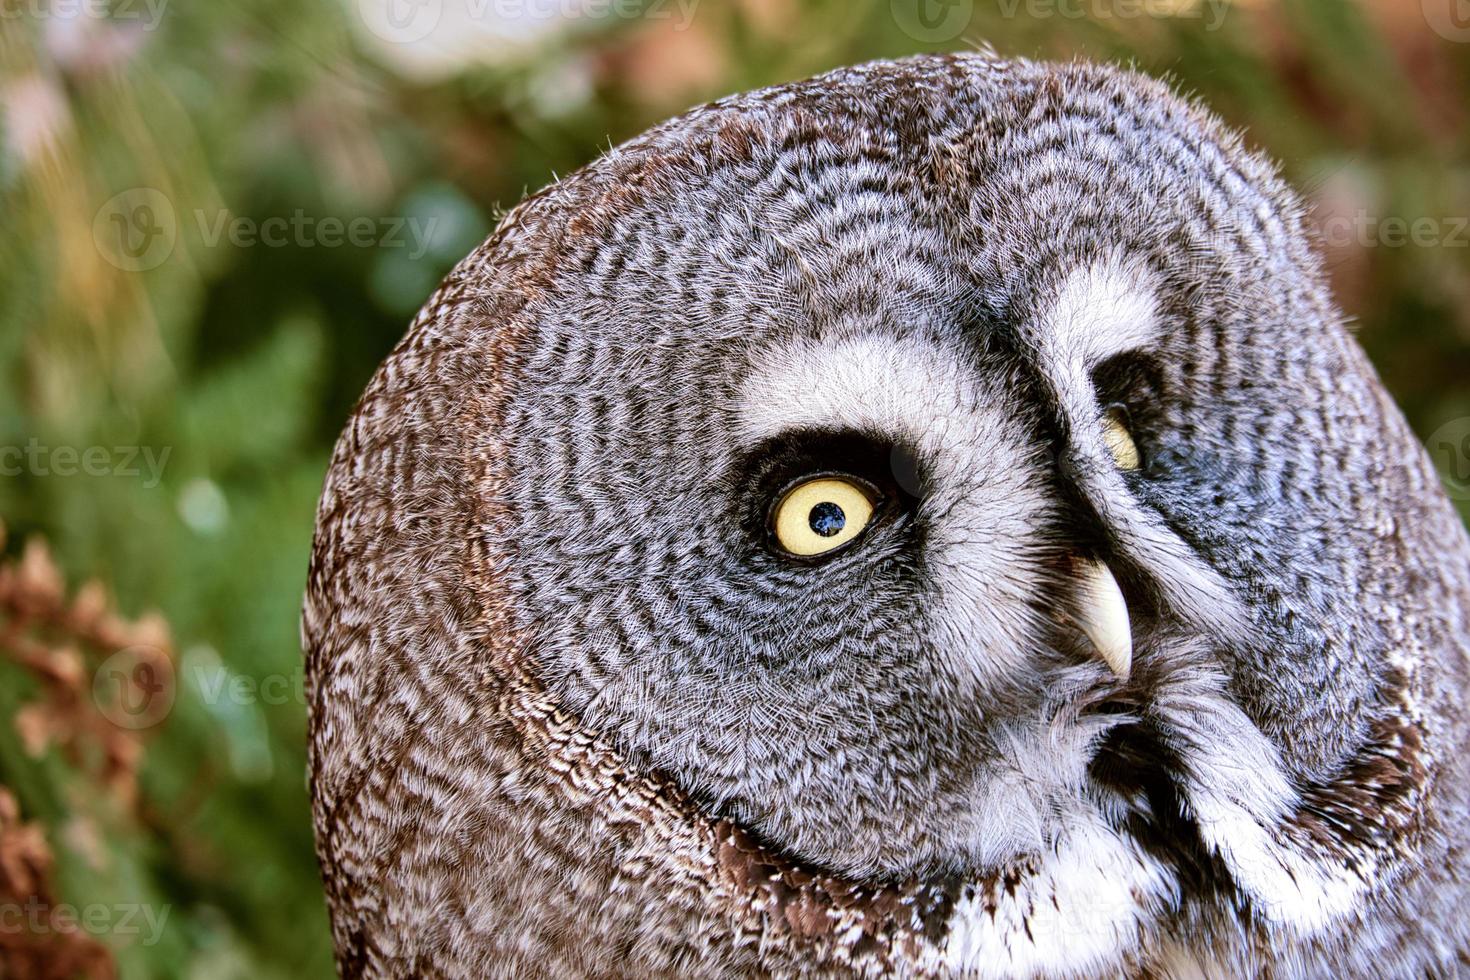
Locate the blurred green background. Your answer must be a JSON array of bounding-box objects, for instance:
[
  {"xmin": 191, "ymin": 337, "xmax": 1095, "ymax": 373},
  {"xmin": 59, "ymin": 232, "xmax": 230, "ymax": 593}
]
[{"xmin": 1, "ymin": 0, "xmax": 1468, "ymax": 976}]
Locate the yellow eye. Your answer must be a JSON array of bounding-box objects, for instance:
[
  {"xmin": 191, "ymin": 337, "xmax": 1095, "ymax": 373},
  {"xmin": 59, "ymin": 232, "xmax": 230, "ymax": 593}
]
[
  {"xmin": 772, "ymin": 477, "xmax": 876, "ymax": 557},
  {"xmin": 1101, "ymin": 407, "xmax": 1140, "ymax": 471}
]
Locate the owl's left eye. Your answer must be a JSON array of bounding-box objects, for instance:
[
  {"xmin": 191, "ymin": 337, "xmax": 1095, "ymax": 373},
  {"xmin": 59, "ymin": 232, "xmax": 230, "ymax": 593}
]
[
  {"xmin": 771, "ymin": 476, "xmax": 876, "ymax": 558},
  {"xmin": 1101, "ymin": 405, "xmax": 1141, "ymax": 471}
]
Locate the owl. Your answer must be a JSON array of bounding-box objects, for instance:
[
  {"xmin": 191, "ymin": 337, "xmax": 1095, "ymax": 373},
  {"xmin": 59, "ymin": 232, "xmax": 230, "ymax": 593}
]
[{"xmin": 302, "ymin": 54, "xmax": 1470, "ymax": 978}]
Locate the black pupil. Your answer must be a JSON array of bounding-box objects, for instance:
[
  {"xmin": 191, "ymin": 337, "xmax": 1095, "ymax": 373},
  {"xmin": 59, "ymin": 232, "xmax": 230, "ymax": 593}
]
[{"xmin": 808, "ymin": 502, "xmax": 846, "ymax": 537}]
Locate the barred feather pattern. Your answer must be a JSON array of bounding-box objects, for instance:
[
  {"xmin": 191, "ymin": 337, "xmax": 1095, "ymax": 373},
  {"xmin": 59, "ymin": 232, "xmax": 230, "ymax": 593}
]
[{"xmin": 304, "ymin": 54, "xmax": 1470, "ymax": 977}]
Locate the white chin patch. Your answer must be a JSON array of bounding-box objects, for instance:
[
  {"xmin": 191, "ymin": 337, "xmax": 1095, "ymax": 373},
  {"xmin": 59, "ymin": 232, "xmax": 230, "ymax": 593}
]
[
  {"xmin": 934, "ymin": 815, "xmax": 1178, "ymax": 978},
  {"xmin": 929, "ymin": 689, "xmax": 1367, "ymax": 979}
]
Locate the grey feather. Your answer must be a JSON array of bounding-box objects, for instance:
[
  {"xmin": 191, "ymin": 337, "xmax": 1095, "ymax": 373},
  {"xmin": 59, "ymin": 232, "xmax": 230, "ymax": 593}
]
[{"xmin": 304, "ymin": 53, "xmax": 1470, "ymax": 978}]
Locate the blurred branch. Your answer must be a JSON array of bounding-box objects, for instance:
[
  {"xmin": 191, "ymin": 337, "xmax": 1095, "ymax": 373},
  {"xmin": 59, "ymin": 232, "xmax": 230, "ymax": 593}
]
[
  {"xmin": 0, "ymin": 522, "xmax": 174, "ymax": 811},
  {"xmin": 0, "ymin": 788, "xmax": 115, "ymax": 980}
]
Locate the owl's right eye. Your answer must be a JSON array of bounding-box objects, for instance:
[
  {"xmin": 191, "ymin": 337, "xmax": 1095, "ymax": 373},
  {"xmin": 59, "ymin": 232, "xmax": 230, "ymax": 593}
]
[{"xmin": 770, "ymin": 476, "xmax": 876, "ymax": 558}]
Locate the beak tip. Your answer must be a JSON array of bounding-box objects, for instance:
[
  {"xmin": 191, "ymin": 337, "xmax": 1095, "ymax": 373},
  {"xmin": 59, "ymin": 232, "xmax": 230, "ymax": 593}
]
[
  {"xmin": 1070, "ymin": 557, "xmax": 1134, "ymax": 681},
  {"xmin": 1101, "ymin": 642, "xmax": 1132, "ymax": 680}
]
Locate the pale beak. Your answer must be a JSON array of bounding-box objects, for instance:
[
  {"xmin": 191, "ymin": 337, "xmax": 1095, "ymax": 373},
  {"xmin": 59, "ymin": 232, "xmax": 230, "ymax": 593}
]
[{"xmin": 1069, "ymin": 557, "xmax": 1133, "ymax": 679}]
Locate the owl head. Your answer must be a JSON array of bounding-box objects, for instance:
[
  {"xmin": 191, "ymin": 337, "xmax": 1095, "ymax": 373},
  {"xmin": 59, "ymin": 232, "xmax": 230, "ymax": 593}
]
[{"xmin": 304, "ymin": 54, "xmax": 1470, "ymax": 977}]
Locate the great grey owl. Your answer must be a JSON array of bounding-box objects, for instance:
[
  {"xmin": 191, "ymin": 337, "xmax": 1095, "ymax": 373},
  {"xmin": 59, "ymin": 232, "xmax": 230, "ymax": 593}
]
[{"xmin": 303, "ymin": 54, "xmax": 1470, "ymax": 977}]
